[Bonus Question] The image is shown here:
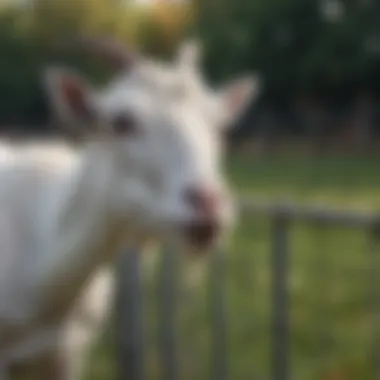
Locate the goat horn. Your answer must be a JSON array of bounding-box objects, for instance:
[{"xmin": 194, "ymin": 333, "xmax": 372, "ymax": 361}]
[{"xmin": 59, "ymin": 36, "xmax": 137, "ymax": 72}]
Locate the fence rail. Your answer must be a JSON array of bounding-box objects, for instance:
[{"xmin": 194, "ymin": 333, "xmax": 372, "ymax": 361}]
[
  {"xmin": 116, "ymin": 199, "xmax": 380, "ymax": 380},
  {"xmin": 239, "ymin": 198, "xmax": 380, "ymax": 227}
]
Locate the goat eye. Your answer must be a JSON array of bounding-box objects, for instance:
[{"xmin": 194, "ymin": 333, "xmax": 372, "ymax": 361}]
[{"xmin": 112, "ymin": 113, "xmax": 139, "ymax": 135}]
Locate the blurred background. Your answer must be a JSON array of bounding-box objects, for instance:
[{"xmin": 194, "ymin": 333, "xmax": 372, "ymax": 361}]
[{"xmin": 2, "ymin": 0, "xmax": 380, "ymax": 379}]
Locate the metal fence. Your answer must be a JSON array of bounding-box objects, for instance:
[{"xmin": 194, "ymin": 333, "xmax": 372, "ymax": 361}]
[{"xmin": 115, "ymin": 199, "xmax": 380, "ymax": 380}]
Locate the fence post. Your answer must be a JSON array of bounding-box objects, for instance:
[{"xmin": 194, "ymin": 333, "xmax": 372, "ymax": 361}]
[
  {"xmin": 115, "ymin": 249, "xmax": 145, "ymax": 380},
  {"xmin": 271, "ymin": 212, "xmax": 291, "ymax": 380},
  {"xmin": 157, "ymin": 248, "xmax": 179, "ymax": 380},
  {"xmin": 209, "ymin": 248, "xmax": 228, "ymax": 380},
  {"xmin": 310, "ymin": 223, "xmax": 334, "ymax": 377}
]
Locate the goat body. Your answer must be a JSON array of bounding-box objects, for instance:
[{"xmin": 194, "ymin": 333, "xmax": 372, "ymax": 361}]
[
  {"xmin": 0, "ymin": 37, "xmax": 259, "ymax": 380},
  {"xmin": 0, "ymin": 139, "xmax": 124, "ymax": 379}
]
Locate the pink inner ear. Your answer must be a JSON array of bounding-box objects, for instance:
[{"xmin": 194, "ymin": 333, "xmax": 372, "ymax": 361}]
[
  {"xmin": 60, "ymin": 76, "xmax": 91, "ymax": 119},
  {"xmin": 227, "ymin": 84, "xmax": 248, "ymax": 114}
]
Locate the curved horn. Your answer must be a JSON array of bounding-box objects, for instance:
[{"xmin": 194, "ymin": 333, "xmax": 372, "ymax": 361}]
[
  {"xmin": 60, "ymin": 36, "xmax": 137, "ymax": 72},
  {"xmin": 177, "ymin": 39, "xmax": 202, "ymax": 68}
]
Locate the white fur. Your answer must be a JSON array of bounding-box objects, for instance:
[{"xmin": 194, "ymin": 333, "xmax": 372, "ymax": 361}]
[{"xmin": 0, "ymin": 41, "xmax": 260, "ymax": 379}]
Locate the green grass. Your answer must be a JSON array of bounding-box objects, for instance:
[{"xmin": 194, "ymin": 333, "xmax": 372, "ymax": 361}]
[
  {"xmin": 227, "ymin": 154, "xmax": 380, "ymax": 210},
  {"xmin": 85, "ymin": 154, "xmax": 380, "ymax": 380}
]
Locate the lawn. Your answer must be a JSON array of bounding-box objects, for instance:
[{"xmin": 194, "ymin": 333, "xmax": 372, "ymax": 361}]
[{"xmin": 85, "ymin": 154, "xmax": 380, "ymax": 380}]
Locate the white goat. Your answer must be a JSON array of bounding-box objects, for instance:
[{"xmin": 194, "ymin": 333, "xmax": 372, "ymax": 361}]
[{"xmin": 0, "ymin": 38, "xmax": 260, "ymax": 380}]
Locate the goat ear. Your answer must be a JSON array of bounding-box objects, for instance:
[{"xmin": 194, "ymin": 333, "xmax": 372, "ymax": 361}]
[
  {"xmin": 218, "ymin": 75, "xmax": 261, "ymax": 128},
  {"xmin": 43, "ymin": 67, "xmax": 98, "ymax": 129}
]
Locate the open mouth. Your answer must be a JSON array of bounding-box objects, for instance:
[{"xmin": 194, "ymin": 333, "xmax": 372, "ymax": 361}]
[{"xmin": 183, "ymin": 219, "xmax": 221, "ymax": 251}]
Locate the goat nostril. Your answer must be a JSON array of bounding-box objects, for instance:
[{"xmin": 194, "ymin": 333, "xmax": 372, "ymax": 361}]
[{"xmin": 184, "ymin": 187, "xmax": 220, "ymax": 216}]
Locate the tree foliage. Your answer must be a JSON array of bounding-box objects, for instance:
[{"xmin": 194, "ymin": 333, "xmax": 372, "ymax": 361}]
[
  {"xmin": 0, "ymin": 0, "xmax": 193, "ymax": 129},
  {"xmin": 0, "ymin": 0, "xmax": 379, "ymax": 136},
  {"xmin": 196, "ymin": 0, "xmax": 380, "ymax": 99}
]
